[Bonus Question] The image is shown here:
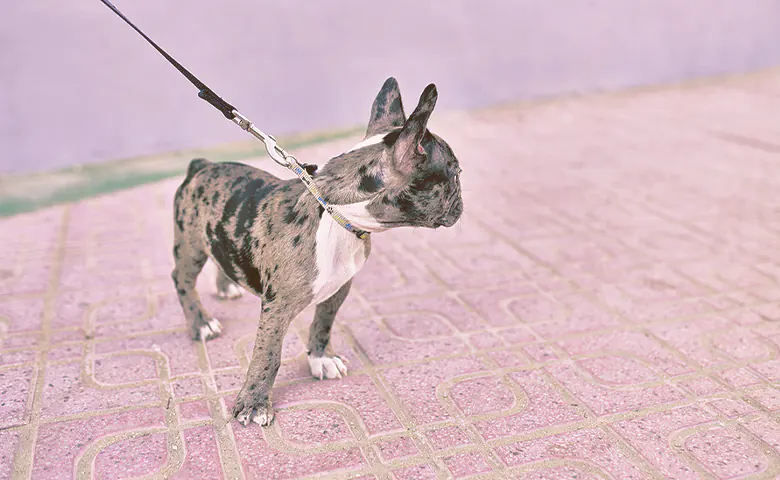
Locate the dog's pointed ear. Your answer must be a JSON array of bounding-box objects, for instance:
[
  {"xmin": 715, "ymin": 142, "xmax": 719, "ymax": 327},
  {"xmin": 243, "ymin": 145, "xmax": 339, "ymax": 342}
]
[
  {"xmin": 393, "ymin": 84, "xmax": 437, "ymax": 173},
  {"xmin": 366, "ymin": 77, "xmax": 406, "ymax": 138}
]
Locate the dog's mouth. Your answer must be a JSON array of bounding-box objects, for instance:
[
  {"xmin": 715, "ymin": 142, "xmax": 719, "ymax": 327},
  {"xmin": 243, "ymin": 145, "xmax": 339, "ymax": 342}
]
[
  {"xmin": 434, "ymin": 213, "xmax": 460, "ymax": 229},
  {"xmin": 434, "ymin": 193, "xmax": 463, "ymax": 228}
]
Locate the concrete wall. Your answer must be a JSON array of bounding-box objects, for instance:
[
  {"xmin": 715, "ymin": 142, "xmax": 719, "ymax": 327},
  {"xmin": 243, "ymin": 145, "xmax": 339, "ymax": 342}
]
[{"xmin": 3, "ymin": 0, "xmax": 780, "ymax": 174}]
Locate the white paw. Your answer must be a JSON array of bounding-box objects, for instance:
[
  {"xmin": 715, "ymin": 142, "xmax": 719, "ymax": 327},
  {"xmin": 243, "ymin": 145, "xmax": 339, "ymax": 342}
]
[
  {"xmin": 217, "ymin": 284, "xmax": 243, "ymax": 300},
  {"xmin": 308, "ymin": 354, "xmax": 348, "ymax": 380},
  {"xmin": 251, "ymin": 409, "xmax": 275, "ymax": 427},
  {"xmin": 198, "ymin": 318, "xmax": 223, "ymax": 340}
]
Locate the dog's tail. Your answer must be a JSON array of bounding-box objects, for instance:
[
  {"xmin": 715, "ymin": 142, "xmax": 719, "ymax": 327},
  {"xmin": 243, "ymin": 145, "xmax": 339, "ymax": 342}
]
[{"xmin": 186, "ymin": 158, "xmax": 211, "ymax": 178}]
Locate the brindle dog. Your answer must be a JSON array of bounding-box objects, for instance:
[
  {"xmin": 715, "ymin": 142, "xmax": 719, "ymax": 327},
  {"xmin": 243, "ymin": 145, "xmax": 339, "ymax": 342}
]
[{"xmin": 172, "ymin": 77, "xmax": 463, "ymax": 426}]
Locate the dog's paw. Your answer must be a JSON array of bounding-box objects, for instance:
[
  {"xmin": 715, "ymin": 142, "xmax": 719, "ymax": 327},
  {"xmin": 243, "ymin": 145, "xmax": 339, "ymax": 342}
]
[
  {"xmin": 196, "ymin": 318, "xmax": 223, "ymax": 341},
  {"xmin": 308, "ymin": 354, "xmax": 348, "ymax": 380},
  {"xmin": 217, "ymin": 284, "xmax": 243, "ymax": 300},
  {"xmin": 232, "ymin": 393, "xmax": 274, "ymax": 427},
  {"xmin": 251, "ymin": 408, "xmax": 275, "ymax": 427}
]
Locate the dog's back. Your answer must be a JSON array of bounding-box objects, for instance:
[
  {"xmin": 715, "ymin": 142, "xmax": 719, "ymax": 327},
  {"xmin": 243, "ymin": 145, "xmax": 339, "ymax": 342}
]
[{"xmin": 174, "ymin": 159, "xmax": 282, "ymax": 243}]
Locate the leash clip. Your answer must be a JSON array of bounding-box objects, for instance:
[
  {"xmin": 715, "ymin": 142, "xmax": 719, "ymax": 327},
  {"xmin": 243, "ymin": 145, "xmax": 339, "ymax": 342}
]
[{"xmin": 230, "ymin": 110, "xmax": 291, "ymax": 167}]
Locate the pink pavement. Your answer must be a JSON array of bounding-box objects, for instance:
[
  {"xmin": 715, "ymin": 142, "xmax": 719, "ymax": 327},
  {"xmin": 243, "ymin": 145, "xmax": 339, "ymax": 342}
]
[{"xmin": 3, "ymin": 72, "xmax": 780, "ymax": 479}]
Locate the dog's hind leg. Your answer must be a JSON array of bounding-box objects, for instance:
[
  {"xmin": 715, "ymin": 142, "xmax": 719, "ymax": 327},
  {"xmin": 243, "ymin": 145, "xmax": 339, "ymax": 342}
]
[
  {"xmin": 216, "ymin": 266, "xmax": 243, "ymax": 300},
  {"xmin": 172, "ymin": 230, "xmax": 222, "ymax": 341}
]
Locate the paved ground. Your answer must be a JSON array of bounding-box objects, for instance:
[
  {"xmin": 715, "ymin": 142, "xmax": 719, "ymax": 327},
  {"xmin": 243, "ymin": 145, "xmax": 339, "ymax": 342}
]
[{"xmin": 3, "ymin": 72, "xmax": 780, "ymax": 479}]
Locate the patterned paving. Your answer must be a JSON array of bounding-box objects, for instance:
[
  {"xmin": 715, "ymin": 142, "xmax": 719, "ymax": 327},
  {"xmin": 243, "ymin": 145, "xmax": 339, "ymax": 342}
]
[{"xmin": 3, "ymin": 72, "xmax": 780, "ymax": 479}]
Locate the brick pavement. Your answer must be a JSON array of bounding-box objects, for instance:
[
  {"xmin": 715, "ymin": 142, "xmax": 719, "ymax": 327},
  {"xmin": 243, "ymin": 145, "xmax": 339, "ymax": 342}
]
[{"xmin": 2, "ymin": 72, "xmax": 780, "ymax": 479}]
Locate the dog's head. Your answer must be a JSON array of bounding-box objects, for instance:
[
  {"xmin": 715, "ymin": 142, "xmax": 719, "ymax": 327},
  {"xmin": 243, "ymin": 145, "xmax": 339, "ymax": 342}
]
[{"xmin": 324, "ymin": 77, "xmax": 463, "ymax": 231}]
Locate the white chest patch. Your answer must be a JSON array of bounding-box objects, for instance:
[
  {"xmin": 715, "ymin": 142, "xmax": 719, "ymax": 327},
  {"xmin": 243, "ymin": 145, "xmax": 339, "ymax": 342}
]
[
  {"xmin": 309, "ymin": 135, "xmax": 389, "ymax": 306},
  {"xmin": 309, "ymin": 208, "xmax": 369, "ymax": 306}
]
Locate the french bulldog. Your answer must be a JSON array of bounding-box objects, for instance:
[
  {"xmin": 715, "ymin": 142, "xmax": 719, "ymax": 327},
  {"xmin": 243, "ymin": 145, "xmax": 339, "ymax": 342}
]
[{"xmin": 171, "ymin": 77, "xmax": 463, "ymax": 426}]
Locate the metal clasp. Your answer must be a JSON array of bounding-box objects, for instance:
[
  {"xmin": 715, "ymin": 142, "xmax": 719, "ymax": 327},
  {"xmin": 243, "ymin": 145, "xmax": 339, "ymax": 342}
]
[{"xmin": 230, "ymin": 110, "xmax": 291, "ymax": 167}]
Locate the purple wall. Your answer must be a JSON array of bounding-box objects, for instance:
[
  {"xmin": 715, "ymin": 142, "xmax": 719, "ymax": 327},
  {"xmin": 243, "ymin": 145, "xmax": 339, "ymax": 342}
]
[{"xmin": 3, "ymin": 0, "xmax": 780, "ymax": 173}]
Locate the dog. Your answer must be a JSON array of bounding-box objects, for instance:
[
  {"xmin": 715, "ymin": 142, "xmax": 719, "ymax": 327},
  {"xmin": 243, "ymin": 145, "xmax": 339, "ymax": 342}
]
[{"xmin": 171, "ymin": 77, "xmax": 463, "ymax": 426}]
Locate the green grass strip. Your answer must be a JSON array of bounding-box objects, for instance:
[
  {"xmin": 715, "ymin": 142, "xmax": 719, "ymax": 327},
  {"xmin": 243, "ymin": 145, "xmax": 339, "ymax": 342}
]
[{"xmin": 0, "ymin": 126, "xmax": 362, "ymax": 218}]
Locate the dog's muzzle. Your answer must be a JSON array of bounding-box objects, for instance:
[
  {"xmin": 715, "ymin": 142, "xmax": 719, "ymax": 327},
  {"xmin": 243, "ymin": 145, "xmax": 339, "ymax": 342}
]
[{"xmin": 435, "ymin": 195, "xmax": 463, "ymax": 228}]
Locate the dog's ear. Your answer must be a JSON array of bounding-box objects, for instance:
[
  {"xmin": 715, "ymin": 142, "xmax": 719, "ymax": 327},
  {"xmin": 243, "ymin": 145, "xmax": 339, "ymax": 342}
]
[
  {"xmin": 366, "ymin": 77, "xmax": 406, "ymax": 138},
  {"xmin": 392, "ymin": 84, "xmax": 437, "ymax": 174}
]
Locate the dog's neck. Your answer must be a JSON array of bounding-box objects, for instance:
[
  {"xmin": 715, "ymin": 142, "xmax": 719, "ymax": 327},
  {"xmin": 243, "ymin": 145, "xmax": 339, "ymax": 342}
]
[{"xmin": 313, "ymin": 137, "xmax": 387, "ymax": 206}]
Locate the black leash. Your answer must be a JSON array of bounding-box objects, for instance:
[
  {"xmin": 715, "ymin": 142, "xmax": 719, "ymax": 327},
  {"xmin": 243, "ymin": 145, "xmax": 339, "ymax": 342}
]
[
  {"xmin": 97, "ymin": 0, "xmax": 370, "ymax": 240},
  {"xmin": 98, "ymin": 0, "xmax": 237, "ymax": 119}
]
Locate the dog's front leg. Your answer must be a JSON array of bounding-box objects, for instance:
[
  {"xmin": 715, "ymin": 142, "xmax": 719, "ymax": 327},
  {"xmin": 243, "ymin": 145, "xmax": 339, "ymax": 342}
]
[
  {"xmin": 231, "ymin": 295, "xmax": 308, "ymax": 427},
  {"xmin": 307, "ymin": 280, "xmax": 352, "ymax": 380}
]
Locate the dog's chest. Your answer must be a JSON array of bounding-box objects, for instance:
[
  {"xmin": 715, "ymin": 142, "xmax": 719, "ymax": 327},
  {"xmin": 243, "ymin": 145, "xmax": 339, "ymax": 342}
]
[{"xmin": 309, "ymin": 215, "xmax": 368, "ymax": 305}]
